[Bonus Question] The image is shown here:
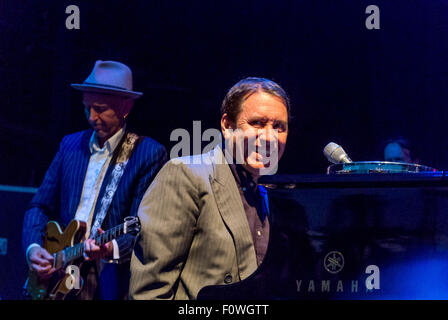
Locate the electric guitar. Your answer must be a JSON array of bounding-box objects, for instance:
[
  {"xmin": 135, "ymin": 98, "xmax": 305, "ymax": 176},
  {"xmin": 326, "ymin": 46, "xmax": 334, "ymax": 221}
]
[{"xmin": 24, "ymin": 216, "xmax": 140, "ymax": 300}]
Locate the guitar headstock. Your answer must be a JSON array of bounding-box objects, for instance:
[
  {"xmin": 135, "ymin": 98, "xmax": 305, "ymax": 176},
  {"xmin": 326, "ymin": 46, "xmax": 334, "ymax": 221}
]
[{"xmin": 123, "ymin": 216, "xmax": 141, "ymax": 235}]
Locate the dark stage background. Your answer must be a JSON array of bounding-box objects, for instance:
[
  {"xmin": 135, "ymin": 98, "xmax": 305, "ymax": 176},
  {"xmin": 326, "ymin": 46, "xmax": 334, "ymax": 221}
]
[
  {"xmin": 1, "ymin": 0, "xmax": 448, "ymax": 301},
  {"xmin": 1, "ymin": 0, "xmax": 448, "ymax": 186}
]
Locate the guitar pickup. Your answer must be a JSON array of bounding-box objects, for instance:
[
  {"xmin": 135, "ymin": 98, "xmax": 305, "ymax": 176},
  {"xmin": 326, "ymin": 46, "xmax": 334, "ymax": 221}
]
[{"xmin": 0, "ymin": 238, "xmax": 7, "ymax": 256}]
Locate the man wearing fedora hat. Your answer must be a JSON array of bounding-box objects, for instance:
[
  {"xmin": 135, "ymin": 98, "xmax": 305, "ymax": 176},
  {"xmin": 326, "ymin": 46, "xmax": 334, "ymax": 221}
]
[{"xmin": 22, "ymin": 60, "xmax": 167, "ymax": 299}]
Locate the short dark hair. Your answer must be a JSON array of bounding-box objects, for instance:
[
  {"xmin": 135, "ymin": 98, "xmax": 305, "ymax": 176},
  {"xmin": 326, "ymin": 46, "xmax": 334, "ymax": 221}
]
[
  {"xmin": 221, "ymin": 77, "xmax": 291, "ymax": 125},
  {"xmin": 384, "ymin": 136, "xmax": 411, "ymax": 151}
]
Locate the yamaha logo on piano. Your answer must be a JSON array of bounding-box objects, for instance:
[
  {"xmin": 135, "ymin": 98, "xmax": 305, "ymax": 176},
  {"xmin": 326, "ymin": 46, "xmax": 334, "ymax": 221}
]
[
  {"xmin": 296, "ymin": 251, "xmax": 380, "ymax": 295},
  {"xmin": 324, "ymin": 251, "xmax": 345, "ymax": 274}
]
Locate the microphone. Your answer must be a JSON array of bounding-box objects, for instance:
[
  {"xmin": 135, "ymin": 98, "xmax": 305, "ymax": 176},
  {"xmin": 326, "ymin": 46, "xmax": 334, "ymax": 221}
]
[{"xmin": 323, "ymin": 142, "xmax": 353, "ymax": 164}]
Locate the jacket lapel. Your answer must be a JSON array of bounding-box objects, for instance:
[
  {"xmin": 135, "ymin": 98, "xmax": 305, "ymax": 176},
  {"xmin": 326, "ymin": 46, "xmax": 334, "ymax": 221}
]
[
  {"xmin": 209, "ymin": 147, "xmax": 258, "ymax": 280},
  {"xmin": 67, "ymin": 130, "xmax": 91, "ymax": 221}
]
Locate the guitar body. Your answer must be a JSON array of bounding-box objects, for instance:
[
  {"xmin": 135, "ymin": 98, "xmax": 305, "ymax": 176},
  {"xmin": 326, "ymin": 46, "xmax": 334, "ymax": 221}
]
[
  {"xmin": 44, "ymin": 220, "xmax": 86, "ymax": 254},
  {"xmin": 26, "ymin": 220, "xmax": 87, "ymax": 300},
  {"xmin": 24, "ymin": 216, "xmax": 140, "ymax": 300}
]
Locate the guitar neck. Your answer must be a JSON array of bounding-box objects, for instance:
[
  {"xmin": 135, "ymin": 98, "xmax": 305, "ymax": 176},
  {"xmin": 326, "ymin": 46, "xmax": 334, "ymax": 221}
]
[
  {"xmin": 59, "ymin": 223, "xmax": 126, "ymax": 265},
  {"xmin": 93, "ymin": 223, "xmax": 126, "ymax": 246}
]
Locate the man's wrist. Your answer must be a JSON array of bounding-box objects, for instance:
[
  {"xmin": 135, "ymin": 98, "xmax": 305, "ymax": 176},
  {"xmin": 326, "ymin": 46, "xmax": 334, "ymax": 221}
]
[
  {"xmin": 102, "ymin": 240, "xmax": 120, "ymax": 264},
  {"xmin": 26, "ymin": 243, "xmax": 41, "ymax": 266}
]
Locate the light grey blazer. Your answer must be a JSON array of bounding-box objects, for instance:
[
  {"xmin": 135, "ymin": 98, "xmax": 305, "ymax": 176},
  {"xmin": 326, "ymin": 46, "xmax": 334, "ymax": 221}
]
[{"xmin": 129, "ymin": 146, "xmax": 259, "ymax": 299}]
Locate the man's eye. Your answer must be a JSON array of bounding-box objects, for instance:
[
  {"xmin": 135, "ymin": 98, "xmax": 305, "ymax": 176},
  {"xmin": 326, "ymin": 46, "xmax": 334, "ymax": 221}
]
[
  {"xmin": 94, "ymin": 107, "xmax": 108, "ymax": 113},
  {"xmin": 250, "ymin": 120, "xmax": 264, "ymax": 127},
  {"xmin": 274, "ymin": 124, "xmax": 287, "ymax": 132}
]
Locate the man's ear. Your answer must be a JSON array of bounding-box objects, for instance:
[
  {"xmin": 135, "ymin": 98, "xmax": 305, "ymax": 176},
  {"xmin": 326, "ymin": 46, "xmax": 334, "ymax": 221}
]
[
  {"xmin": 122, "ymin": 98, "xmax": 134, "ymax": 119},
  {"xmin": 220, "ymin": 113, "xmax": 234, "ymax": 139}
]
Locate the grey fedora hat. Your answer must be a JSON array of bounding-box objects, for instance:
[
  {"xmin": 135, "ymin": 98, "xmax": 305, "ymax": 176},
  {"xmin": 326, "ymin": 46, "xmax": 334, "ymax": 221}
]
[{"xmin": 71, "ymin": 60, "xmax": 143, "ymax": 99}]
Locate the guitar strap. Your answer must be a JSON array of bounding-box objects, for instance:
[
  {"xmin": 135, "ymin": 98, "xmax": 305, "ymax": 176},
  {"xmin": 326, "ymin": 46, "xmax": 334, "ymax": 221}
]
[{"xmin": 89, "ymin": 132, "xmax": 140, "ymax": 239}]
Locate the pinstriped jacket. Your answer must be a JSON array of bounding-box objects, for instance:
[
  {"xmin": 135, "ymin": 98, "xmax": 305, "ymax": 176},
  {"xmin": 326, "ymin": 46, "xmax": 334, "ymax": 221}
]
[
  {"xmin": 22, "ymin": 129, "xmax": 167, "ymax": 298},
  {"xmin": 130, "ymin": 146, "xmax": 265, "ymax": 300}
]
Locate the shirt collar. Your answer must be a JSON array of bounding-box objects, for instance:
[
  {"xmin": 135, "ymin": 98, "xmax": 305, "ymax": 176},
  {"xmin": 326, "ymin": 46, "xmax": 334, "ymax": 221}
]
[
  {"xmin": 229, "ymin": 163, "xmax": 258, "ymax": 193},
  {"xmin": 89, "ymin": 125, "xmax": 126, "ymax": 155}
]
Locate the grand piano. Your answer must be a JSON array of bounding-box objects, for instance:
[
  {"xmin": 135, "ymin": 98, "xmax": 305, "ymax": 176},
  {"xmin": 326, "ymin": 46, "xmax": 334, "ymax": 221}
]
[{"xmin": 198, "ymin": 172, "xmax": 448, "ymax": 299}]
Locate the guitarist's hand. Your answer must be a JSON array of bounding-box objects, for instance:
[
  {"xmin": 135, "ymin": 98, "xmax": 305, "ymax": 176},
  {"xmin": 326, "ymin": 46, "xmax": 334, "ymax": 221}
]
[
  {"xmin": 29, "ymin": 246, "xmax": 56, "ymax": 280},
  {"xmin": 84, "ymin": 228, "xmax": 114, "ymax": 261}
]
